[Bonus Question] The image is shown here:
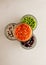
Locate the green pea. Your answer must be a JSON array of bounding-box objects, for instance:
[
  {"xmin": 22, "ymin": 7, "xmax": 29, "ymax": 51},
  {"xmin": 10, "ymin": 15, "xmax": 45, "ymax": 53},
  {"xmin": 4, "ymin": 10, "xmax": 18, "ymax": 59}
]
[{"xmin": 21, "ymin": 14, "xmax": 37, "ymax": 30}]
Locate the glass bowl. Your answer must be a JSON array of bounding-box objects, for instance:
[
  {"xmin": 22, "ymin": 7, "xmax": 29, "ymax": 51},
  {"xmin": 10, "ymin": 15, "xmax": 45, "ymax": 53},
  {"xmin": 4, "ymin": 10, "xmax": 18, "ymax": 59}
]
[
  {"xmin": 20, "ymin": 14, "xmax": 37, "ymax": 30},
  {"xmin": 20, "ymin": 34, "xmax": 37, "ymax": 50},
  {"xmin": 4, "ymin": 23, "xmax": 17, "ymax": 40}
]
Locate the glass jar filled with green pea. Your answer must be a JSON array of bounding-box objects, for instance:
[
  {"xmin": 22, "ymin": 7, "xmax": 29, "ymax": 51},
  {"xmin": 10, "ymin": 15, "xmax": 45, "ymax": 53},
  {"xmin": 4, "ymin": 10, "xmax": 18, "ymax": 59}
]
[{"xmin": 20, "ymin": 14, "xmax": 37, "ymax": 30}]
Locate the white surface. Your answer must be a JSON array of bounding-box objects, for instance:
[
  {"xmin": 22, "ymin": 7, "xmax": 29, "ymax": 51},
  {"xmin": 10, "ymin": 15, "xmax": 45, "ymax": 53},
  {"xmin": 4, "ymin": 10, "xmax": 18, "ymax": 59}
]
[{"xmin": 0, "ymin": 0, "xmax": 46, "ymax": 65}]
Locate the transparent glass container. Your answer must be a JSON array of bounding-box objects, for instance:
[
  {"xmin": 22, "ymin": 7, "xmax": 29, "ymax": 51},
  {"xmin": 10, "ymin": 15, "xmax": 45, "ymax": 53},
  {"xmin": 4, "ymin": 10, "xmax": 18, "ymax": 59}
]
[
  {"xmin": 20, "ymin": 35, "xmax": 37, "ymax": 49},
  {"xmin": 20, "ymin": 14, "xmax": 37, "ymax": 30},
  {"xmin": 4, "ymin": 23, "xmax": 17, "ymax": 40}
]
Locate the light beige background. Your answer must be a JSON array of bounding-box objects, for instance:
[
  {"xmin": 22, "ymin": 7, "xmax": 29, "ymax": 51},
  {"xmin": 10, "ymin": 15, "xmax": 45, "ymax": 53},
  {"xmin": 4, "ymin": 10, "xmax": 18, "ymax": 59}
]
[{"xmin": 0, "ymin": 0, "xmax": 46, "ymax": 65}]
